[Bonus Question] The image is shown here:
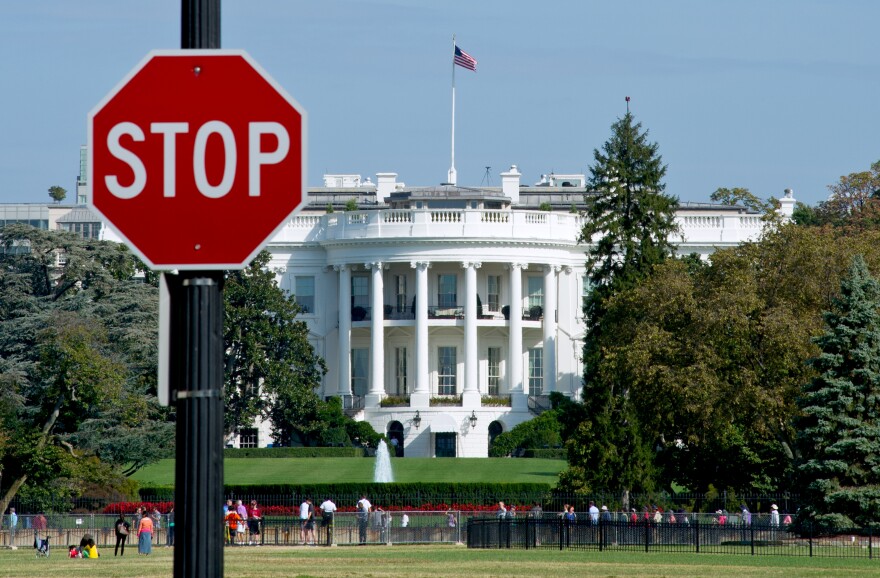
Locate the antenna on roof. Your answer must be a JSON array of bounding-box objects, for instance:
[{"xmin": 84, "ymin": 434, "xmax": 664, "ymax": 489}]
[{"xmin": 481, "ymin": 166, "xmax": 492, "ymax": 186}]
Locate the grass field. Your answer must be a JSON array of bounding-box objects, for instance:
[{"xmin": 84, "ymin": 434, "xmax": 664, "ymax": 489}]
[
  {"xmin": 1, "ymin": 545, "xmax": 878, "ymax": 577},
  {"xmin": 132, "ymin": 458, "xmax": 567, "ymax": 486}
]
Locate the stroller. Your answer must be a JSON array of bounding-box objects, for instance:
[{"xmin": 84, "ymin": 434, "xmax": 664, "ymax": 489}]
[{"xmin": 34, "ymin": 533, "xmax": 50, "ymax": 558}]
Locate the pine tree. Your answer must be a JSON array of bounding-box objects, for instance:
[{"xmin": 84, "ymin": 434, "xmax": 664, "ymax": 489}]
[
  {"xmin": 561, "ymin": 112, "xmax": 678, "ymax": 497},
  {"xmin": 797, "ymin": 255, "xmax": 880, "ymax": 530}
]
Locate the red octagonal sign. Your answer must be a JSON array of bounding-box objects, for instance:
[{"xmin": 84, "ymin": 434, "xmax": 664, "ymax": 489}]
[{"xmin": 88, "ymin": 50, "xmax": 306, "ymax": 270}]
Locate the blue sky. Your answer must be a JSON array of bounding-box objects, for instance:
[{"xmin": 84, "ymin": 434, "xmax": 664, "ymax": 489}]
[{"xmin": 1, "ymin": 0, "xmax": 877, "ymax": 206}]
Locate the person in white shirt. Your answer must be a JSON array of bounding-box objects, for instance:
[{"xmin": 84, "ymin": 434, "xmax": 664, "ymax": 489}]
[
  {"xmin": 319, "ymin": 498, "xmax": 337, "ymax": 546},
  {"xmin": 588, "ymin": 501, "xmax": 600, "ymax": 525},
  {"xmin": 356, "ymin": 496, "xmax": 372, "ymax": 544}
]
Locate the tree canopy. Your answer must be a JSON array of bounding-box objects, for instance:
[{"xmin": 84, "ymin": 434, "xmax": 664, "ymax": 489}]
[{"xmin": 0, "ymin": 225, "xmax": 171, "ymax": 515}]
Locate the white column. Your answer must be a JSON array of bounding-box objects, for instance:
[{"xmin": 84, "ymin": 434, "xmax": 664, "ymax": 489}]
[
  {"xmin": 543, "ymin": 265, "xmax": 558, "ymax": 395},
  {"xmin": 462, "ymin": 261, "xmax": 481, "ymax": 407},
  {"xmin": 411, "ymin": 261, "xmax": 430, "ymax": 408},
  {"xmin": 509, "ymin": 263, "xmax": 527, "ymax": 410},
  {"xmin": 336, "ymin": 265, "xmax": 351, "ymax": 397},
  {"xmin": 366, "ymin": 262, "xmax": 385, "ymax": 405}
]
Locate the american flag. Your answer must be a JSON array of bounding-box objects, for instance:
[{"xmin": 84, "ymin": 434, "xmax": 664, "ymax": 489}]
[{"xmin": 454, "ymin": 45, "xmax": 477, "ymax": 72}]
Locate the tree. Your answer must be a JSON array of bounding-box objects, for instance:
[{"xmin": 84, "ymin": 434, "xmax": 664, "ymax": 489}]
[
  {"xmin": 563, "ymin": 112, "xmax": 679, "ymax": 498},
  {"xmin": 48, "ymin": 185, "xmax": 67, "ymax": 203},
  {"xmin": 223, "ymin": 251, "xmax": 327, "ymax": 442},
  {"xmin": 0, "ymin": 225, "xmax": 171, "ymax": 516},
  {"xmin": 796, "ymin": 255, "xmax": 880, "ymax": 530},
  {"xmin": 711, "ymin": 187, "xmax": 767, "ymax": 212}
]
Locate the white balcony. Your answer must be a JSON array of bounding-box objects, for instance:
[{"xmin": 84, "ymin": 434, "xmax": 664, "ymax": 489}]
[{"xmin": 271, "ymin": 208, "xmax": 767, "ymax": 249}]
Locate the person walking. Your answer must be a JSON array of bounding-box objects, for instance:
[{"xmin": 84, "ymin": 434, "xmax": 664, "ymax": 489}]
[{"xmin": 114, "ymin": 514, "xmax": 130, "ymax": 556}]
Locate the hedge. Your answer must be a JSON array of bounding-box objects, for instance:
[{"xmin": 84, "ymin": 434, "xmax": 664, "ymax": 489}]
[
  {"xmin": 223, "ymin": 447, "xmax": 364, "ymax": 458},
  {"xmin": 523, "ymin": 448, "xmax": 566, "ymax": 459},
  {"xmin": 139, "ymin": 482, "xmax": 554, "ymax": 506}
]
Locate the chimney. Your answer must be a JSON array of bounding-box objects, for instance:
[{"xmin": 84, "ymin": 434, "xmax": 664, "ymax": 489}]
[
  {"xmin": 778, "ymin": 188, "xmax": 796, "ymax": 221},
  {"xmin": 501, "ymin": 165, "xmax": 521, "ymax": 205},
  {"xmin": 376, "ymin": 173, "xmax": 397, "ymax": 204}
]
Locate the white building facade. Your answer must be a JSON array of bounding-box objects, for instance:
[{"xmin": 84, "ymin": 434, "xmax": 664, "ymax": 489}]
[{"xmin": 251, "ymin": 167, "xmax": 796, "ymax": 458}]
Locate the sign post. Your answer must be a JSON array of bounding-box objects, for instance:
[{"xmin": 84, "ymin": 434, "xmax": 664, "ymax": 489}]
[{"xmin": 88, "ymin": 2, "xmax": 306, "ymax": 576}]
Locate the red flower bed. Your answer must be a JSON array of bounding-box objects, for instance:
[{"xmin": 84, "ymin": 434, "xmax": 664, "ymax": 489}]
[
  {"xmin": 102, "ymin": 501, "xmax": 174, "ymax": 515},
  {"xmin": 102, "ymin": 501, "xmax": 509, "ymax": 515}
]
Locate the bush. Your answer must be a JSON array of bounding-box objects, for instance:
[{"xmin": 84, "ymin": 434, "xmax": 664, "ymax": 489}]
[
  {"xmin": 489, "ymin": 410, "xmax": 562, "ymax": 457},
  {"xmin": 224, "ymin": 447, "xmax": 363, "ymax": 458},
  {"xmin": 523, "ymin": 449, "xmax": 566, "ymax": 459}
]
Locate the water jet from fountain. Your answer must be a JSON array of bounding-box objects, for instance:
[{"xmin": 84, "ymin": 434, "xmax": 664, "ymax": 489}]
[{"xmin": 374, "ymin": 439, "xmax": 394, "ymax": 483}]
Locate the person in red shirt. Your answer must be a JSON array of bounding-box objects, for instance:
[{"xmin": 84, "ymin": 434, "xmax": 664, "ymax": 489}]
[{"xmin": 247, "ymin": 500, "xmax": 262, "ymax": 546}]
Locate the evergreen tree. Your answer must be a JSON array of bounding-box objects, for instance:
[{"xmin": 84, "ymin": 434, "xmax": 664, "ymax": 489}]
[
  {"xmin": 561, "ymin": 112, "xmax": 678, "ymax": 498},
  {"xmin": 797, "ymin": 255, "xmax": 880, "ymax": 530}
]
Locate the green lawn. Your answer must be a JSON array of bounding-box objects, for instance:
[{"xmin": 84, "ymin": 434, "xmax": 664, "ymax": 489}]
[
  {"xmin": 132, "ymin": 458, "xmax": 567, "ymax": 486},
  {"xmin": 1, "ymin": 545, "xmax": 878, "ymax": 577}
]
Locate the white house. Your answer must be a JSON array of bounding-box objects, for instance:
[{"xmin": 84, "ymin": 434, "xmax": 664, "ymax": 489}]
[{"xmin": 238, "ymin": 167, "xmax": 796, "ymax": 457}]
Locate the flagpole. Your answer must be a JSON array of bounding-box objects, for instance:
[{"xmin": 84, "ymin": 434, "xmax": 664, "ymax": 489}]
[{"xmin": 448, "ymin": 34, "xmax": 457, "ymax": 186}]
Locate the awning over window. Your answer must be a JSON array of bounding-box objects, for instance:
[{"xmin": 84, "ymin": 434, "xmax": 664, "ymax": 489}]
[{"xmin": 428, "ymin": 413, "xmax": 459, "ymax": 433}]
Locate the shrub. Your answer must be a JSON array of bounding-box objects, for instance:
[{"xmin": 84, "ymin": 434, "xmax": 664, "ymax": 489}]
[{"xmin": 224, "ymin": 447, "xmax": 363, "ymax": 458}]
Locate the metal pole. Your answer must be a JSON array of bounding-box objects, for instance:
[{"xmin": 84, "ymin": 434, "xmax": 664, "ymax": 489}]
[
  {"xmin": 171, "ymin": 5, "xmax": 223, "ymax": 577},
  {"xmin": 170, "ymin": 272, "xmax": 224, "ymax": 578}
]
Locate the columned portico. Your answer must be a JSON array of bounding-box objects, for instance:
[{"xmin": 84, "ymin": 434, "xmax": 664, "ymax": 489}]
[
  {"xmin": 336, "ymin": 264, "xmax": 351, "ymax": 397},
  {"xmin": 462, "ymin": 261, "xmax": 481, "ymax": 407},
  {"xmin": 366, "ymin": 262, "xmax": 385, "ymax": 406},
  {"xmin": 509, "ymin": 263, "xmax": 527, "ymax": 409},
  {"xmin": 543, "ymin": 265, "xmax": 559, "ymax": 394},
  {"xmin": 410, "ymin": 261, "xmax": 430, "ymax": 408}
]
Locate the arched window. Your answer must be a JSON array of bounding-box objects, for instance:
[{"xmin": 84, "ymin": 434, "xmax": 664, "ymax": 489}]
[{"xmin": 387, "ymin": 421, "xmax": 404, "ymax": 457}]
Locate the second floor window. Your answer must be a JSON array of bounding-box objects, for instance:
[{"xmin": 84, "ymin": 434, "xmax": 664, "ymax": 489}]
[
  {"xmin": 294, "ymin": 276, "xmax": 315, "ymax": 313},
  {"xmin": 396, "ymin": 275, "xmax": 407, "ymax": 312},
  {"xmin": 352, "ymin": 275, "xmax": 369, "ymax": 309},
  {"xmin": 438, "ymin": 274, "xmax": 457, "ymax": 307},
  {"xmin": 487, "ymin": 275, "xmax": 500, "ymax": 312},
  {"xmin": 528, "ymin": 276, "xmax": 543, "ymax": 308}
]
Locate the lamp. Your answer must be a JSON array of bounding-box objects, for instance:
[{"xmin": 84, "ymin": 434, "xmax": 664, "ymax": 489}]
[
  {"xmin": 412, "ymin": 411, "xmax": 422, "ymax": 429},
  {"xmin": 469, "ymin": 410, "xmax": 478, "ymax": 429}
]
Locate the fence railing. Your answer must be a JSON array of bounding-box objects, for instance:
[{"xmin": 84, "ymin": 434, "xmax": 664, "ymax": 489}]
[
  {"xmin": 0, "ymin": 511, "xmax": 463, "ymax": 550},
  {"xmin": 467, "ymin": 516, "xmax": 878, "ymax": 560}
]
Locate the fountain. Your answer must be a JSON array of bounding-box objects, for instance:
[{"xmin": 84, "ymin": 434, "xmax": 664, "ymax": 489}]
[{"xmin": 374, "ymin": 439, "xmax": 394, "ymax": 483}]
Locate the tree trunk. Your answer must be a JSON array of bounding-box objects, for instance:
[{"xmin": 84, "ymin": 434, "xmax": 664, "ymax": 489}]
[{"xmin": 0, "ymin": 395, "xmax": 64, "ymax": 517}]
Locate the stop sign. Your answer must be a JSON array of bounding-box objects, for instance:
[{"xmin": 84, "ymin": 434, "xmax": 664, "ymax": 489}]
[{"xmin": 88, "ymin": 50, "xmax": 306, "ymax": 269}]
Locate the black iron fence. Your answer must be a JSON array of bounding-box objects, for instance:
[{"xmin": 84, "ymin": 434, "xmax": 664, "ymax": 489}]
[
  {"xmin": 1, "ymin": 511, "xmax": 464, "ymax": 550},
  {"xmin": 467, "ymin": 515, "xmax": 879, "ymax": 559}
]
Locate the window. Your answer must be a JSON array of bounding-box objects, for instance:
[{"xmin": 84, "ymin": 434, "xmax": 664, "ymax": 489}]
[
  {"xmin": 395, "ymin": 347, "xmax": 408, "ymax": 395},
  {"xmin": 528, "ymin": 276, "xmax": 543, "ymax": 308},
  {"xmin": 487, "ymin": 347, "xmax": 501, "ymax": 395},
  {"xmin": 435, "ymin": 433, "xmax": 456, "ymax": 457},
  {"xmin": 438, "ymin": 274, "xmax": 457, "ymax": 307},
  {"xmin": 487, "ymin": 275, "xmax": 500, "ymax": 312},
  {"xmin": 528, "ymin": 348, "xmax": 543, "ymax": 396},
  {"xmin": 351, "ymin": 348, "xmax": 369, "ymax": 396},
  {"xmin": 395, "ymin": 275, "xmax": 407, "ymax": 312},
  {"xmin": 239, "ymin": 428, "xmax": 258, "ymax": 449},
  {"xmin": 438, "ymin": 346, "xmax": 457, "ymax": 395},
  {"xmin": 352, "ymin": 275, "xmax": 369, "ymax": 309},
  {"xmin": 294, "ymin": 276, "xmax": 315, "ymax": 313}
]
